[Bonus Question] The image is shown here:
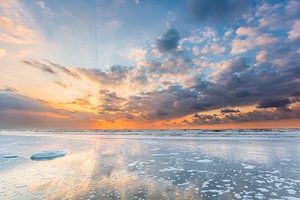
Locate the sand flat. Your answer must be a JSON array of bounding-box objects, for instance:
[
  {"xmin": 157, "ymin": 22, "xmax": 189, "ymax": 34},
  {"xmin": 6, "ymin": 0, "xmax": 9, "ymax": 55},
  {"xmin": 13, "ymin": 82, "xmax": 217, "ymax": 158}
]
[{"xmin": 0, "ymin": 130, "xmax": 300, "ymax": 199}]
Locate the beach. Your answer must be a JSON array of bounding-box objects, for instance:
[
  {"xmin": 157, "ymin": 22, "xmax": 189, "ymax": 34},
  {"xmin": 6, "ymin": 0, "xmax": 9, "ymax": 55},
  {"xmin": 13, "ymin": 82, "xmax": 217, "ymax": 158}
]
[{"xmin": 0, "ymin": 130, "xmax": 300, "ymax": 199}]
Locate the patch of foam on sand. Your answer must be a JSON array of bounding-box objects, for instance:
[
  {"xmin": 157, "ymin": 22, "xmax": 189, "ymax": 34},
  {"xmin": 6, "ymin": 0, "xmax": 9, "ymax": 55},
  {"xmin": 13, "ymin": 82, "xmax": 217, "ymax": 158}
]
[
  {"xmin": 128, "ymin": 161, "xmax": 139, "ymax": 167},
  {"xmin": 196, "ymin": 159, "xmax": 213, "ymax": 163},
  {"xmin": 241, "ymin": 163, "xmax": 256, "ymax": 169},
  {"xmin": 159, "ymin": 167, "xmax": 184, "ymax": 172}
]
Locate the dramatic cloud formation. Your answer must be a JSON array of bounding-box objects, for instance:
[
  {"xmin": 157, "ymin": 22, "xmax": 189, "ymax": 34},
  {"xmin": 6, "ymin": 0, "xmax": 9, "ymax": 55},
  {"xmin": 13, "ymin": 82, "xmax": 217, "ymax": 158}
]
[{"xmin": 0, "ymin": 0, "xmax": 300, "ymax": 129}]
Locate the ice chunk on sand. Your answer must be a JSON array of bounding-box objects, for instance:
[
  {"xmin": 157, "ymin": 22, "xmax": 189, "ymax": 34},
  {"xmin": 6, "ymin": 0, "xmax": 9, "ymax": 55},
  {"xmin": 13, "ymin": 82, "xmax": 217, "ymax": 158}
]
[
  {"xmin": 30, "ymin": 150, "xmax": 66, "ymax": 161},
  {"xmin": 4, "ymin": 155, "xmax": 18, "ymax": 158}
]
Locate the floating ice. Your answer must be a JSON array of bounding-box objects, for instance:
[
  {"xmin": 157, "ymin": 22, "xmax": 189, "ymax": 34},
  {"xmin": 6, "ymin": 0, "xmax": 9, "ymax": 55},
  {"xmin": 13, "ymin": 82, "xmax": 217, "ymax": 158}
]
[
  {"xmin": 4, "ymin": 155, "xmax": 18, "ymax": 159},
  {"xmin": 30, "ymin": 150, "xmax": 66, "ymax": 161}
]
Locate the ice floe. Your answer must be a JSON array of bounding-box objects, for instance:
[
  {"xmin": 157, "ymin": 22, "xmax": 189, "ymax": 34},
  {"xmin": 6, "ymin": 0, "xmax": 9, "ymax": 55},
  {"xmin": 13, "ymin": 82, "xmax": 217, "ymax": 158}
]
[
  {"xmin": 128, "ymin": 161, "xmax": 139, "ymax": 167},
  {"xmin": 30, "ymin": 150, "xmax": 66, "ymax": 161},
  {"xmin": 3, "ymin": 155, "xmax": 18, "ymax": 158}
]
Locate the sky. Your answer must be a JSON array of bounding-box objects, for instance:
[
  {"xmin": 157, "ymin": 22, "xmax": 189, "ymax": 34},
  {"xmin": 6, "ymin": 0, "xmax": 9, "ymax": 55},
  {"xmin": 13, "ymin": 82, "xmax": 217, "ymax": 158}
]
[{"xmin": 0, "ymin": 0, "xmax": 300, "ymax": 129}]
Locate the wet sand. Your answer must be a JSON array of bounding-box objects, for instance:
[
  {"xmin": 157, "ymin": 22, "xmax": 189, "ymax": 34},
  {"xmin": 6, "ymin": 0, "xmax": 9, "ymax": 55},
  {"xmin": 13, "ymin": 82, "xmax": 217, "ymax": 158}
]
[{"xmin": 0, "ymin": 130, "xmax": 300, "ymax": 199}]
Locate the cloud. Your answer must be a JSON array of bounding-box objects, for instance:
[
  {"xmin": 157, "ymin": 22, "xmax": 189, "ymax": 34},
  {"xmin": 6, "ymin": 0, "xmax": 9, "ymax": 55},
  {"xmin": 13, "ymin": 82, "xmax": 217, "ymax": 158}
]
[
  {"xmin": 29, "ymin": 31, "xmax": 298, "ymax": 124},
  {"xmin": 129, "ymin": 48, "xmax": 147, "ymax": 61},
  {"xmin": 133, "ymin": 0, "xmax": 140, "ymax": 4},
  {"xmin": 0, "ymin": 91, "xmax": 100, "ymax": 128},
  {"xmin": 135, "ymin": 53, "xmax": 300, "ymax": 120},
  {"xmin": 231, "ymin": 27, "xmax": 278, "ymax": 54},
  {"xmin": 183, "ymin": 27, "xmax": 218, "ymax": 44},
  {"xmin": 22, "ymin": 60, "xmax": 81, "ymax": 79},
  {"xmin": 256, "ymin": 50, "xmax": 267, "ymax": 63},
  {"xmin": 285, "ymin": 0, "xmax": 300, "ymax": 16},
  {"xmin": 288, "ymin": 20, "xmax": 300, "ymax": 41},
  {"xmin": 0, "ymin": 98, "xmax": 89, "ymax": 129},
  {"xmin": 37, "ymin": 1, "xmax": 45, "ymax": 9},
  {"xmin": 23, "ymin": 60, "xmax": 56, "ymax": 74},
  {"xmin": 11, "ymin": 12, "xmax": 300, "ymax": 126},
  {"xmin": 221, "ymin": 108, "xmax": 240, "ymax": 114},
  {"xmin": 146, "ymin": 53, "xmax": 192, "ymax": 75},
  {"xmin": 201, "ymin": 43, "xmax": 225, "ymax": 55},
  {"xmin": 0, "ymin": 15, "xmax": 40, "ymax": 45},
  {"xmin": 79, "ymin": 65, "xmax": 132, "ymax": 85},
  {"xmin": 45, "ymin": 60, "xmax": 81, "ymax": 79},
  {"xmin": 98, "ymin": 89, "xmax": 127, "ymax": 113},
  {"xmin": 187, "ymin": 0, "xmax": 250, "ymax": 23},
  {"xmin": 257, "ymin": 98, "xmax": 291, "ymax": 109},
  {"xmin": 0, "ymin": 86, "xmax": 18, "ymax": 93},
  {"xmin": 187, "ymin": 106, "xmax": 300, "ymax": 125},
  {"xmin": 0, "ymin": 48, "xmax": 6, "ymax": 58},
  {"xmin": 53, "ymin": 81, "xmax": 68, "ymax": 88},
  {"xmin": 0, "ymin": 15, "xmax": 13, "ymax": 30},
  {"xmin": 157, "ymin": 28, "xmax": 180, "ymax": 53},
  {"xmin": 0, "ymin": 92, "xmax": 50, "ymax": 112},
  {"xmin": 1, "ymin": 1, "xmax": 300, "ymax": 128},
  {"xmin": 192, "ymin": 47, "xmax": 200, "ymax": 56},
  {"xmin": 236, "ymin": 27, "xmax": 257, "ymax": 36}
]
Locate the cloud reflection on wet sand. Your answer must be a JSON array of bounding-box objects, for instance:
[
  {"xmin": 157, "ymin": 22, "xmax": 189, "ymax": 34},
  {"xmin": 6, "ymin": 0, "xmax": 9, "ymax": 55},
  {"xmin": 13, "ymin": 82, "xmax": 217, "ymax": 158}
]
[{"xmin": 0, "ymin": 133, "xmax": 300, "ymax": 199}]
